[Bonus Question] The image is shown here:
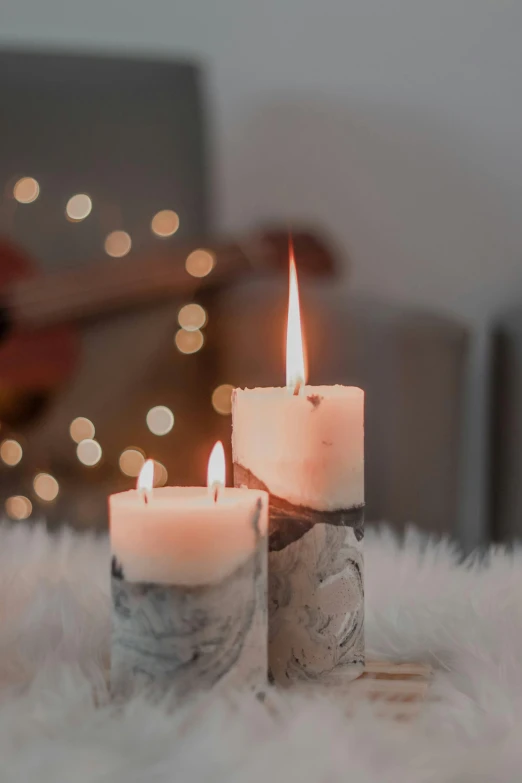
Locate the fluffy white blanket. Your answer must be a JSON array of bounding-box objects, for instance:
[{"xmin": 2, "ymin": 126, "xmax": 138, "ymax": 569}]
[{"xmin": 0, "ymin": 523, "xmax": 520, "ymax": 782}]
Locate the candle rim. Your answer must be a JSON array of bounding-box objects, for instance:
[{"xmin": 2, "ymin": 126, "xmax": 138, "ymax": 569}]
[
  {"xmin": 233, "ymin": 384, "xmax": 364, "ymax": 399},
  {"xmin": 109, "ymin": 485, "xmax": 267, "ymax": 508}
]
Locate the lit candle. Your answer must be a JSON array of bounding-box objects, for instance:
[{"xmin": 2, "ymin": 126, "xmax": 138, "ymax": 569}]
[
  {"xmin": 232, "ymin": 245, "xmax": 364, "ymax": 687},
  {"xmin": 109, "ymin": 447, "xmax": 268, "ymax": 700}
]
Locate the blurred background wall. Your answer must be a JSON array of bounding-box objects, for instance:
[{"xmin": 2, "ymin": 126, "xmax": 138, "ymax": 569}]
[{"xmin": 3, "ymin": 0, "xmax": 522, "ymax": 544}]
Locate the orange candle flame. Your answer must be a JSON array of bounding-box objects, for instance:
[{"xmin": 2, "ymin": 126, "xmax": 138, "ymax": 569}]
[
  {"xmin": 207, "ymin": 441, "xmax": 226, "ymax": 501},
  {"xmin": 286, "ymin": 239, "xmax": 307, "ymax": 393}
]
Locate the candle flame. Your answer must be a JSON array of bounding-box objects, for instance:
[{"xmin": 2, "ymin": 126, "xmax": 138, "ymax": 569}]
[
  {"xmin": 286, "ymin": 239, "xmax": 306, "ymax": 392},
  {"xmin": 137, "ymin": 459, "xmax": 154, "ymax": 492},
  {"xmin": 207, "ymin": 441, "xmax": 226, "ymax": 500}
]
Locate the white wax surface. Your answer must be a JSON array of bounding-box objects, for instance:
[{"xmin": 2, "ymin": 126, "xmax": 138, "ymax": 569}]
[
  {"xmin": 109, "ymin": 487, "xmax": 268, "ymax": 586},
  {"xmin": 232, "ymin": 385, "xmax": 364, "ymax": 510}
]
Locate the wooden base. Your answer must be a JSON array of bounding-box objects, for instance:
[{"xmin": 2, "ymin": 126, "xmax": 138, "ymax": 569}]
[
  {"xmin": 348, "ymin": 660, "xmax": 433, "ymax": 720},
  {"xmin": 104, "ymin": 657, "xmax": 433, "ymax": 720}
]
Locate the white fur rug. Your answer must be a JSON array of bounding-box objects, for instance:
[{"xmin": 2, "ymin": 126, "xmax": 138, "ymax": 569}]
[{"xmin": 0, "ymin": 523, "xmax": 521, "ymax": 783}]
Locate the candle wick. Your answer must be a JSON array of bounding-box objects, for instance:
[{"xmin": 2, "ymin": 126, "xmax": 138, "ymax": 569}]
[
  {"xmin": 213, "ymin": 484, "xmax": 219, "ymax": 503},
  {"xmin": 293, "ymin": 379, "xmax": 302, "ymax": 396},
  {"xmin": 143, "ymin": 491, "xmax": 149, "ymax": 505}
]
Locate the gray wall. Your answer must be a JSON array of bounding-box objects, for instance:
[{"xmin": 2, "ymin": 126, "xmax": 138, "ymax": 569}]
[
  {"xmin": 3, "ymin": 0, "xmax": 521, "ymax": 544},
  {"xmin": 3, "ymin": 0, "xmax": 522, "ymax": 323}
]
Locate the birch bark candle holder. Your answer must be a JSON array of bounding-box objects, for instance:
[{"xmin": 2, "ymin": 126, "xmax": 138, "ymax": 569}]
[
  {"xmin": 232, "ymin": 250, "xmax": 365, "ymax": 687},
  {"xmin": 109, "ymin": 450, "xmax": 268, "ymax": 701}
]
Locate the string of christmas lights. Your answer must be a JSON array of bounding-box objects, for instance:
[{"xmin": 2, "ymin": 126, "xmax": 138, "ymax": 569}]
[{"xmin": 0, "ymin": 175, "xmax": 235, "ymax": 521}]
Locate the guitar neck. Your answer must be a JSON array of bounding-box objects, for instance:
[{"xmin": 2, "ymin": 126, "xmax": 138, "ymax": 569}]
[{"xmin": 6, "ymin": 239, "xmax": 266, "ymax": 329}]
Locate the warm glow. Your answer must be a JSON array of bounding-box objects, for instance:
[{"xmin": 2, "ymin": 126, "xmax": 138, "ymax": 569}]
[
  {"xmin": 175, "ymin": 328, "xmax": 204, "ymax": 354},
  {"xmin": 151, "ymin": 209, "xmax": 179, "ymax": 237},
  {"xmin": 178, "ymin": 303, "xmax": 207, "ymax": 331},
  {"xmin": 69, "ymin": 417, "xmax": 95, "ymax": 443},
  {"xmin": 33, "ymin": 473, "xmax": 59, "ymax": 502},
  {"xmin": 119, "ymin": 448, "xmax": 145, "ymax": 477},
  {"xmin": 211, "ymin": 384, "xmax": 234, "ymax": 416},
  {"xmin": 105, "ymin": 230, "xmax": 132, "ymax": 258},
  {"xmin": 5, "ymin": 495, "xmax": 32, "ymax": 520},
  {"xmin": 13, "ymin": 177, "xmax": 39, "ymax": 204},
  {"xmin": 0, "ymin": 439, "xmax": 23, "ymax": 466},
  {"xmin": 146, "ymin": 405, "xmax": 174, "ymax": 436},
  {"xmin": 153, "ymin": 461, "xmax": 168, "ymax": 487},
  {"xmin": 207, "ymin": 440, "xmax": 226, "ymax": 497},
  {"xmin": 286, "ymin": 244, "xmax": 306, "ymax": 391},
  {"xmin": 76, "ymin": 439, "xmax": 102, "ymax": 466},
  {"xmin": 185, "ymin": 249, "xmax": 215, "ymax": 278},
  {"xmin": 66, "ymin": 193, "xmax": 92, "ymax": 222},
  {"xmin": 137, "ymin": 459, "xmax": 154, "ymax": 492}
]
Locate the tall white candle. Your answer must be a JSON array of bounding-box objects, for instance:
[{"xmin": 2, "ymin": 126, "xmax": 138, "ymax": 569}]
[
  {"xmin": 232, "ymin": 250, "xmax": 364, "ymax": 687},
  {"xmin": 109, "ymin": 447, "xmax": 268, "ymax": 700}
]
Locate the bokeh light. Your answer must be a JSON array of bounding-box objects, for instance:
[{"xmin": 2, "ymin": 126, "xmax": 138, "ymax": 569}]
[
  {"xmin": 177, "ymin": 303, "xmax": 207, "ymax": 331},
  {"xmin": 13, "ymin": 177, "xmax": 39, "ymax": 204},
  {"xmin": 77, "ymin": 439, "xmax": 102, "ymax": 466},
  {"xmin": 211, "ymin": 384, "xmax": 234, "ymax": 416},
  {"xmin": 151, "ymin": 209, "xmax": 179, "ymax": 238},
  {"xmin": 105, "ymin": 231, "xmax": 132, "ymax": 258},
  {"xmin": 5, "ymin": 496, "xmax": 32, "ymax": 520},
  {"xmin": 119, "ymin": 448, "xmax": 145, "ymax": 477},
  {"xmin": 69, "ymin": 417, "xmax": 95, "ymax": 443},
  {"xmin": 185, "ymin": 249, "xmax": 214, "ymax": 278},
  {"xmin": 33, "ymin": 473, "xmax": 59, "ymax": 502},
  {"xmin": 66, "ymin": 193, "xmax": 92, "ymax": 221},
  {"xmin": 153, "ymin": 461, "xmax": 168, "ymax": 487},
  {"xmin": 174, "ymin": 328, "xmax": 204, "ymax": 354},
  {"xmin": 146, "ymin": 406, "xmax": 174, "ymax": 436},
  {"xmin": 0, "ymin": 439, "xmax": 23, "ymax": 466}
]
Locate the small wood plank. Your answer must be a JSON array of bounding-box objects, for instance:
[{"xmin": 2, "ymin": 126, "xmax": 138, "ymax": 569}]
[
  {"xmin": 349, "ymin": 660, "xmax": 433, "ymax": 720},
  {"xmin": 363, "ymin": 660, "xmax": 433, "ymax": 679}
]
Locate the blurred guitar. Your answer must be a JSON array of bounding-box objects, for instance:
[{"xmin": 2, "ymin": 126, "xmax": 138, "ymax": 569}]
[{"xmin": 0, "ymin": 229, "xmax": 336, "ymax": 425}]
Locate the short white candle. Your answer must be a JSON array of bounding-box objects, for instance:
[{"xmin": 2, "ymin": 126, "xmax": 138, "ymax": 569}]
[
  {"xmin": 232, "ymin": 248, "xmax": 364, "ymax": 687},
  {"xmin": 110, "ymin": 487, "xmax": 265, "ymax": 587},
  {"xmin": 109, "ymin": 446, "xmax": 268, "ymax": 700}
]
